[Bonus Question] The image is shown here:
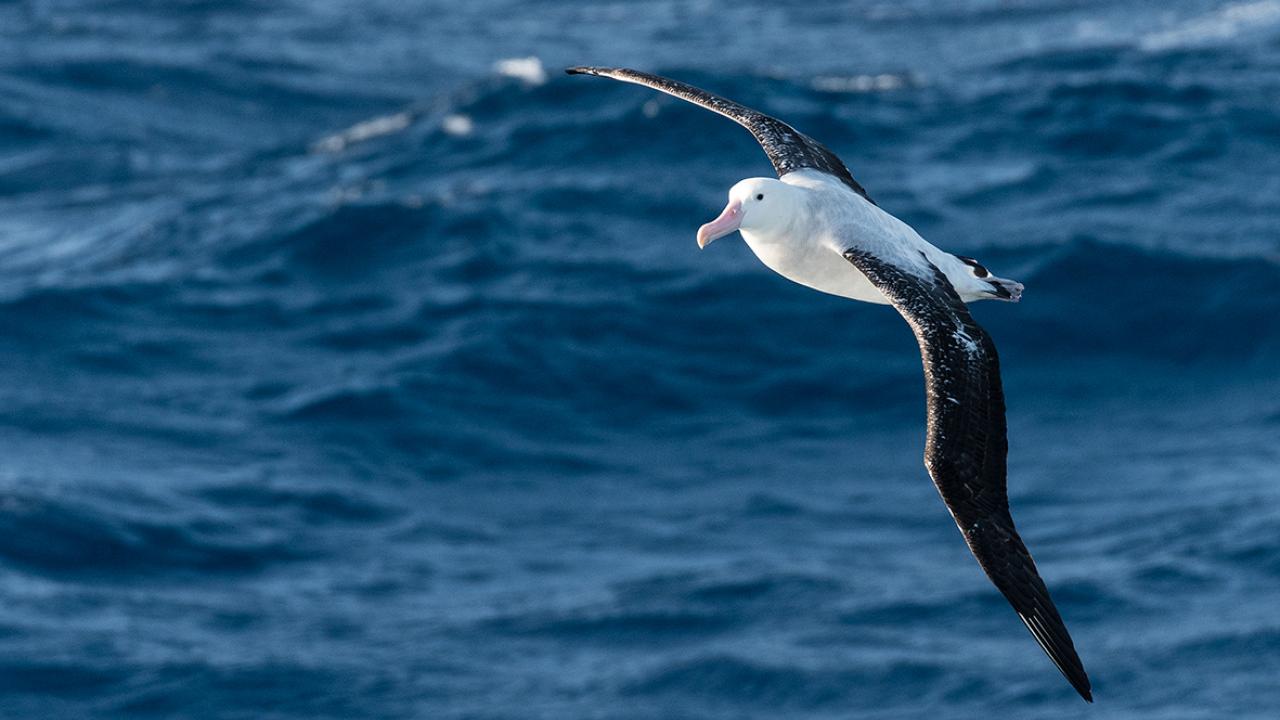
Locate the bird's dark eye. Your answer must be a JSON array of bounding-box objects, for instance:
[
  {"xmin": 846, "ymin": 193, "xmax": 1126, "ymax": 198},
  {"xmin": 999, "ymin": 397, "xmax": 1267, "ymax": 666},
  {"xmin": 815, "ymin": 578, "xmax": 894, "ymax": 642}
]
[{"xmin": 756, "ymin": 193, "xmax": 764, "ymax": 201}]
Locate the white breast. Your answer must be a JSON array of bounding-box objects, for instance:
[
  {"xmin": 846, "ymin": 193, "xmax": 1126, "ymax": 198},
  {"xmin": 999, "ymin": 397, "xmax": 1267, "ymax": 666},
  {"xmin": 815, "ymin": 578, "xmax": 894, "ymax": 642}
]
[{"xmin": 740, "ymin": 226, "xmax": 891, "ymax": 304}]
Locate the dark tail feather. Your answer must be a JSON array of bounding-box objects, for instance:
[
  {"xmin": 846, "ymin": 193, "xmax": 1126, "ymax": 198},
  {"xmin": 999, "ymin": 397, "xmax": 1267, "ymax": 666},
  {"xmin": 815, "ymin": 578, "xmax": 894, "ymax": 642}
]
[{"xmin": 986, "ymin": 275, "xmax": 1023, "ymax": 302}]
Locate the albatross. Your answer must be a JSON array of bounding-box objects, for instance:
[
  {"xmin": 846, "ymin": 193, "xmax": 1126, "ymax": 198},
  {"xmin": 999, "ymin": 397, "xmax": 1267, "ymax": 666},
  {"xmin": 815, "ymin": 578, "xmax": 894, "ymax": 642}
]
[{"xmin": 567, "ymin": 66, "xmax": 1092, "ymax": 702}]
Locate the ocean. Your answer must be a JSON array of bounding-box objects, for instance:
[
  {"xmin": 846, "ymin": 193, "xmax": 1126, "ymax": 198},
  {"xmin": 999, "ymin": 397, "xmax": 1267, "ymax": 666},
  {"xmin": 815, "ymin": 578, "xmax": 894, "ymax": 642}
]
[{"xmin": 0, "ymin": 1, "xmax": 1278, "ymax": 717}]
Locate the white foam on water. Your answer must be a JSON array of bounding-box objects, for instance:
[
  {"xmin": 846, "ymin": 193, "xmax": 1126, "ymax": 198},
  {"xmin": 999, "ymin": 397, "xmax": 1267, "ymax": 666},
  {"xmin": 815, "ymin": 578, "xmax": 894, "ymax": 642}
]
[
  {"xmin": 1141, "ymin": 0, "xmax": 1280, "ymax": 50},
  {"xmin": 494, "ymin": 56, "xmax": 548, "ymax": 85},
  {"xmin": 442, "ymin": 114, "xmax": 474, "ymax": 137},
  {"xmin": 810, "ymin": 73, "xmax": 912, "ymax": 93},
  {"xmin": 313, "ymin": 111, "xmax": 413, "ymax": 153}
]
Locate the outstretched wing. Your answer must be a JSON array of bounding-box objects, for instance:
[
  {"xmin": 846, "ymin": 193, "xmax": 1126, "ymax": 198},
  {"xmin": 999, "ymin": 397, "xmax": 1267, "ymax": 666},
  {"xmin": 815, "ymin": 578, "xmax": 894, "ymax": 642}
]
[
  {"xmin": 841, "ymin": 248, "xmax": 1092, "ymax": 702},
  {"xmin": 566, "ymin": 66, "xmax": 874, "ymax": 204}
]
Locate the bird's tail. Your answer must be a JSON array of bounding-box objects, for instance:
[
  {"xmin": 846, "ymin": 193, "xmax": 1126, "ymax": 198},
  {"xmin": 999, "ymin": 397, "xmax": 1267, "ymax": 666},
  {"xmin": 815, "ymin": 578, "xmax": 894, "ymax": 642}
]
[
  {"xmin": 955, "ymin": 255, "xmax": 1022, "ymax": 302},
  {"xmin": 985, "ymin": 274, "xmax": 1023, "ymax": 302}
]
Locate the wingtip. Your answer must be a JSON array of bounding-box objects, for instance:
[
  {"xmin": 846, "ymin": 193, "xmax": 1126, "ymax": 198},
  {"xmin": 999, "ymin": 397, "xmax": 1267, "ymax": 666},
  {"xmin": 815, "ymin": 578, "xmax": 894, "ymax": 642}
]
[
  {"xmin": 1059, "ymin": 650, "xmax": 1093, "ymax": 702},
  {"xmin": 1068, "ymin": 671, "xmax": 1093, "ymax": 703},
  {"xmin": 1017, "ymin": 612, "xmax": 1092, "ymax": 704},
  {"xmin": 565, "ymin": 66, "xmax": 602, "ymax": 76},
  {"xmin": 1073, "ymin": 671, "xmax": 1094, "ymax": 703},
  {"xmin": 1065, "ymin": 668, "xmax": 1094, "ymax": 703}
]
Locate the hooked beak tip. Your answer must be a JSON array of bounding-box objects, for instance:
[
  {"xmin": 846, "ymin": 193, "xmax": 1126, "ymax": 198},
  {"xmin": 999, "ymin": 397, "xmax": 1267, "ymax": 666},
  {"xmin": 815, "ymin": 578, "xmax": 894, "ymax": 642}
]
[{"xmin": 696, "ymin": 200, "xmax": 742, "ymax": 249}]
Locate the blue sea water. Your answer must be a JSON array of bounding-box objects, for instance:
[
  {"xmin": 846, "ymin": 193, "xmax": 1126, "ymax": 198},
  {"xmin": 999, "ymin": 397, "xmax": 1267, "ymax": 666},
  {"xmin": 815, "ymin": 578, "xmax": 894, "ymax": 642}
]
[{"xmin": 1, "ymin": 0, "xmax": 1278, "ymax": 717}]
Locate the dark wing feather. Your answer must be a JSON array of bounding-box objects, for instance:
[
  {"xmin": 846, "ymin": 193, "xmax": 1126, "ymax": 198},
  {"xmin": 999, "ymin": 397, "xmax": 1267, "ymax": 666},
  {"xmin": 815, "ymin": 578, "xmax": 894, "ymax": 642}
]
[
  {"xmin": 841, "ymin": 249, "xmax": 1092, "ymax": 702},
  {"xmin": 566, "ymin": 66, "xmax": 874, "ymax": 204}
]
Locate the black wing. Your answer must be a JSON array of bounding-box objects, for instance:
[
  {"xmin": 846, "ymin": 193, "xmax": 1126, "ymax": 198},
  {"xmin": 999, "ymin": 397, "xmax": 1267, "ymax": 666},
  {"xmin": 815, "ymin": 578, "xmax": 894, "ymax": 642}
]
[
  {"xmin": 566, "ymin": 66, "xmax": 874, "ymax": 204},
  {"xmin": 842, "ymin": 248, "xmax": 1092, "ymax": 702}
]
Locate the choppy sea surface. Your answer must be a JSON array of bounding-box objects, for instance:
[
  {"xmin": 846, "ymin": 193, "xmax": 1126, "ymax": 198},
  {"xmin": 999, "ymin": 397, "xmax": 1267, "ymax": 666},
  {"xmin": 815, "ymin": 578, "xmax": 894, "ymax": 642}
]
[{"xmin": 1, "ymin": 1, "xmax": 1278, "ymax": 718}]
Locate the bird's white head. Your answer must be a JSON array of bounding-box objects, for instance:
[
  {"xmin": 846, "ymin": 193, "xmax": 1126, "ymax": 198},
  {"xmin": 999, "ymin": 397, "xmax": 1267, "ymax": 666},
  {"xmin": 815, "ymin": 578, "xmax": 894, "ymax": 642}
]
[{"xmin": 696, "ymin": 177, "xmax": 799, "ymax": 248}]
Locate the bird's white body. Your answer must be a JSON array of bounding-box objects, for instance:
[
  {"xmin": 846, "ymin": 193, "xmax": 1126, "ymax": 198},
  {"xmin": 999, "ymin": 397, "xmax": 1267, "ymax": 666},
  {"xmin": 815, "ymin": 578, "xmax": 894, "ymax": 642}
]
[{"xmin": 729, "ymin": 170, "xmax": 1021, "ymax": 304}]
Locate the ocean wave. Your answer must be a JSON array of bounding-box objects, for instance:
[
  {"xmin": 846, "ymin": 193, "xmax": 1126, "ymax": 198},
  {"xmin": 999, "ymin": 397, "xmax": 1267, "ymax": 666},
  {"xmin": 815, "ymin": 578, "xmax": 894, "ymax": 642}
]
[
  {"xmin": 0, "ymin": 491, "xmax": 304, "ymax": 576},
  {"xmin": 623, "ymin": 654, "xmax": 948, "ymax": 708},
  {"xmin": 1141, "ymin": 1, "xmax": 1280, "ymax": 51},
  {"xmin": 195, "ymin": 483, "xmax": 394, "ymax": 525},
  {"xmin": 484, "ymin": 607, "xmax": 734, "ymax": 642}
]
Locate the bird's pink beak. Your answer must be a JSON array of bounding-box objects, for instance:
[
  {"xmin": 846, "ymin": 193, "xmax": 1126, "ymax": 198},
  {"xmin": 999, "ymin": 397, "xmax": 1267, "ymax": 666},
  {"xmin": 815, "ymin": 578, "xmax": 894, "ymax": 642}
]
[{"xmin": 697, "ymin": 199, "xmax": 742, "ymax": 249}]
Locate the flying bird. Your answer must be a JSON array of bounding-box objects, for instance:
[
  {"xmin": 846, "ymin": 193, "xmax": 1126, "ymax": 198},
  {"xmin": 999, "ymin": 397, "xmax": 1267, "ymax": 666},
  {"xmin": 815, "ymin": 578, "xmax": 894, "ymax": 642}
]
[{"xmin": 567, "ymin": 66, "xmax": 1091, "ymax": 702}]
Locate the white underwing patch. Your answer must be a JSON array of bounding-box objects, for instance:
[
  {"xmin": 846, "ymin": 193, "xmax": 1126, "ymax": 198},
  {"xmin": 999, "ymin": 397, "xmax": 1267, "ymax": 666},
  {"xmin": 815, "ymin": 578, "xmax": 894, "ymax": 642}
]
[{"xmin": 953, "ymin": 326, "xmax": 981, "ymax": 356}]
